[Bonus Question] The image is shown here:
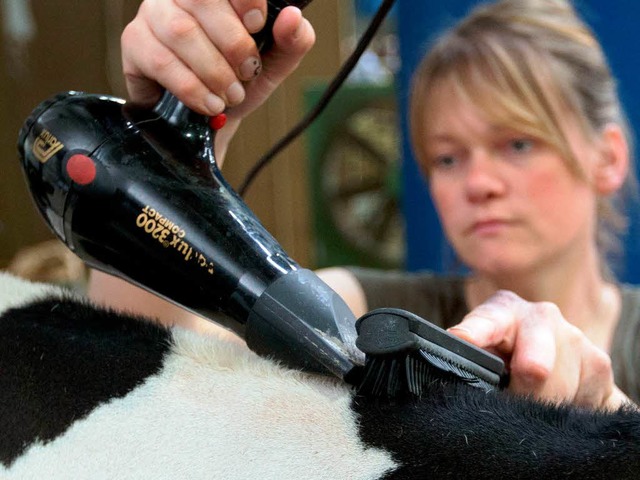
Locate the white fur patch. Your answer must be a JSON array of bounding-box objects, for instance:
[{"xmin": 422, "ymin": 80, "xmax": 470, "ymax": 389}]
[
  {"xmin": 0, "ymin": 272, "xmax": 65, "ymax": 314},
  {"xmin": 0, "ymin": 274, "xmax": 396, "ymax": 479}
]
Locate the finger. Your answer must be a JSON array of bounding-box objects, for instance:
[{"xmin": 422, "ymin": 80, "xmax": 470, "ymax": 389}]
[
  {"xmin": 267, "ymin": 6, "xmax": 316, "ymax": 70},
  {"xmin": 603, "ymin": 385, "xmax": 637, "ymax": 411},
  {"xmin": 121, "ymin": 21, "xmax": 163, "ymax": 107},
  {"xmin": 229, "ymin": 0, "xmax": 268, "ymax": 33},
  {"xmin": 176, "ymin": 0, "xmax": 264, "ymax": 81},
  {"xmin": 447, "ymin": 290, "xmax": 526, "ymax": 351},
  {"xmin": 227, "ymin": 6, "xmax": 315, "ymax": 119},
  {"xmin": 145, "ymin": 0, "xmax": 246, "ymax": 106},
  {"xmin": 574, "ymin": 344, "xmax": 614, "ymax": 408},
  {"xmin": 121, "ymin": 15, "xmax": 226, "ymax": 114},
  {"xmin": 508, "ymin": 304, "xmax": 558, "ymax": 394}
]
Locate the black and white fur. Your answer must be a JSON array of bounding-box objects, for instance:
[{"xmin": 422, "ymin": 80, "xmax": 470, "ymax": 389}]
[{"xmin": 1, "ymin": 272, "xmax": 639, "ymax": 479}]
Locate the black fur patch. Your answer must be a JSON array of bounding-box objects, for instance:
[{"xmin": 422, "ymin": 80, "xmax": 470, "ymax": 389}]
[
  {"xmin": 0, "ymin": 297, "xmax": 171, "ymax": 466},
  {"xmin": 353, "ymin": 381, "xmax": 640, "ymax": 479}
]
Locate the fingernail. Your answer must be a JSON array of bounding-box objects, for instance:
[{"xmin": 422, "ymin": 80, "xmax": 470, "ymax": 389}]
[
  {"xmin": 293, "ymin": 15, "xmax": 306, "ymax": 40},
  {"xmin": 448, "ymin": 326, "xmax": 474, "ymax": 340},
  {"xmin": 205, "ymin": 93, "xmax": 225, "ymax": 115},
  {"xmin": 243, "ymin": 9, "xmax": 265, "ymax": 33},
  {"xmin": 240, "ymin": 56, "xmax": 262, "ymax": 80},
  {"xmin": 226, "ymin": 81, "xmax": 245, "ymax": 105}
]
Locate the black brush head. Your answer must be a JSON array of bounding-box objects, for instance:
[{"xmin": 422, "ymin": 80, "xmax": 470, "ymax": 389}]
[{"xmin": 354, "ymin": 308, "xmax": 509, "ymax": 399}]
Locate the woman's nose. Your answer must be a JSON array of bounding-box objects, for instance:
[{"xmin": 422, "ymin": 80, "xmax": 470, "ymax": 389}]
[{"xmin": 464, "ymin": 150, "xmax": 506, "ymax": 202}]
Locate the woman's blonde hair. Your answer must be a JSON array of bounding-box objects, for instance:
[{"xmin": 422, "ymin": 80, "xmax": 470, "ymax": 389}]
[{"xmin": 409, "ymin": 0, "xmax": 636, "ymax": 276}]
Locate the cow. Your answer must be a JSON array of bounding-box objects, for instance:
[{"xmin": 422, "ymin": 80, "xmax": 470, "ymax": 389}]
[{"xmin": 1, "ymin": 271, "xmax": 639, "ymax": 479}]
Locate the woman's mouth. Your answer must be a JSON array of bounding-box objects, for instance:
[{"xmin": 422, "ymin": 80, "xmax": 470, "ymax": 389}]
[{"xmin": 470, "ymin": 219, "xmax": 511, "ymax": 236}]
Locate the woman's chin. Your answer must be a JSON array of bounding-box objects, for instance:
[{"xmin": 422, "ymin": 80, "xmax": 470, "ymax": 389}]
[{"xmin": 461, "ymin": 250, "xmax": 535, "ymax": 278}]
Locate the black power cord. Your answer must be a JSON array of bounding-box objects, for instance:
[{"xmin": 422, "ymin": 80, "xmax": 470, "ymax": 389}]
[{"xmin": 238, "ymin": 0, "xmax": 397, "ymax": 197}]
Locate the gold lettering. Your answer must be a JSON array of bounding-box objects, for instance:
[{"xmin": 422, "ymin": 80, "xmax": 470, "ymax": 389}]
[
  {"xmin": 32, "ymin": 129, "xmax": 65, "ymax": 164},
  {"xmin": 143, "ymin": 219, "xmax": 156, "ymax": 233},
  {"xmin": 136, "ymin": 205, "xmax": 199, "ymax": 264},
  {"xmin": 177, "ymin": 241, "xmax": 189, "ymax": 255},
  {"xmin": 152, "ymin": 223, "xmax": 165, "ymax": 239},
  {"xmin": 158, "ymin": 229, "xmax": 169, "ymax": 244},
  {"xmin": 177, "ymin": 243, "xmax": 193, "ymax": 261},
  {"xmin": 136, "ymin": 213, "xmax": 148, "ymax": 228},
  {"xmin": 169, "ymin": 235, "xmax": 180, "ymax": 247}
]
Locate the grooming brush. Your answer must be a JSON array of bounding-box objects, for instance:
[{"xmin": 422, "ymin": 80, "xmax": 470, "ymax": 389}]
[{"xmin": 355, "ymin": 308, "xmax": 508, "ymax": 398}]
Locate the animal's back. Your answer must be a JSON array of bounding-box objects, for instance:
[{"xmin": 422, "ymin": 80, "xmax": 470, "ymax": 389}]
[{"xmin": 1, "ymin": 272, "xmax": 639, "ymax": 479}]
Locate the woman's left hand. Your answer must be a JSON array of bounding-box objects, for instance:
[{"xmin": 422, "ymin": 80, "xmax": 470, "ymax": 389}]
[{"xmin": 448, "ymin": 290, "xmax": 631, "ymax": 410}]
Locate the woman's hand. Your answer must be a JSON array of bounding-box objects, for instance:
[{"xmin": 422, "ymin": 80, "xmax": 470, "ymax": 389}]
[
  {"xmin": 448, "ymin": 290, "xmax": 631, "ymax": 410},
  {"xmin": 121, "ymin": 0, "xmax": 315, "ymax": 119}
]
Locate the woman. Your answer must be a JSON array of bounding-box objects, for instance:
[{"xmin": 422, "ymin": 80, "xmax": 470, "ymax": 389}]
[
  {"xmin": 329, "ymin": 0, "xmax": 640, "ymax": 407},
  {"xmin": 92, "ymin": 0, "xmax": 639, "ymax": 409}
]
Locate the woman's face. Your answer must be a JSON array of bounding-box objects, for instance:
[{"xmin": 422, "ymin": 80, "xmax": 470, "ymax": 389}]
[{"xmin": 418, "ymin": 82, "xmax": 599, "ymax": 277}]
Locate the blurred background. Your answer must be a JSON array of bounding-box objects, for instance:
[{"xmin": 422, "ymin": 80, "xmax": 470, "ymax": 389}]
[{"xmin": 2, "ymin": 0, "xmax": 640, "ymax": 287}]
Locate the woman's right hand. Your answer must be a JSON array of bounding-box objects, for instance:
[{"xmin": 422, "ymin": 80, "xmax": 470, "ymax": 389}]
[
  {"xmin": 448, "ymin": 290, "xmax": 632, "ymax": 410},
  {"xmin": 121, "ymin": 0, "xmax": 316, "ymax": 119}
]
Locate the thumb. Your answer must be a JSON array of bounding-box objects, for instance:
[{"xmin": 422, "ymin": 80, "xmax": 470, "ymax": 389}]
[{"xmin": 448, "ymin": 290, "xmax": 526, "ymax": 351}]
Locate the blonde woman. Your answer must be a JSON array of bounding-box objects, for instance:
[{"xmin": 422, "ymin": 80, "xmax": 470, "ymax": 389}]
[{"xmin": 331, "ymin": 0, "xmax": 640, "ymax": 407}]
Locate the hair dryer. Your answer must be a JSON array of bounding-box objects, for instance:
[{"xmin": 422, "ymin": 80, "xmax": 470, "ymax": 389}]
[
  {"xmin": 17, "ymin": 89, "xmax": 363, "ymax": 381},
  {"xmin": 16, "ymin": 0, "xmax": 365, "ymax": 383}
]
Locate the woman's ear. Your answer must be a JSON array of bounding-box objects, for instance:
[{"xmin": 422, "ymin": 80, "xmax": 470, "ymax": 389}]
[{"xmin": 593, "ymin": 123, "xmax": 629, "ymax": 195}]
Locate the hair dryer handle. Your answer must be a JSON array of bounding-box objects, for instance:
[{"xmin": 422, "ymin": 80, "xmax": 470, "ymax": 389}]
[
  {"xmin": 254, "ymin": 0, "xmax": 315, "ymax": 51},
  {"xmin": 153, "ymin": 0, "xmax": 316, "ymax": 131}
]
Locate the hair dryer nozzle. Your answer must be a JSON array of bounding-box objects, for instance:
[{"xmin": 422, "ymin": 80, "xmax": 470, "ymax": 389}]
[{"xmin": 246, "ymin": 269, "xmax": 364, "ymax": 378}]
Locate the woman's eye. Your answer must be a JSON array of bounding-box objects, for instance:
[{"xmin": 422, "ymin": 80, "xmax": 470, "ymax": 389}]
[
  {"xmin": 508, "ymin": 138, "xmax": 534, "ymax": 153},
  {"xmin": 433, "ymin": 154, "xmax": 457, "ymax": 169}
]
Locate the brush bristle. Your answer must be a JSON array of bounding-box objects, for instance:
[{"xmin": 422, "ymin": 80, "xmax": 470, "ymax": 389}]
[
  {"xmin": 357, "ymin": 349, "xmax": 498, "ymax": 399},
  {"xmin": 354, "ymin": 308, "xmax": 506, "ymax": 399}
]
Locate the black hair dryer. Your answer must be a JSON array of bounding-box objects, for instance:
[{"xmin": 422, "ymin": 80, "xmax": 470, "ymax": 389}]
[
  {"xmin": 17, "ymin": 89, "xmax": 363, "ymax": 382},
  {"xmin": 15, "ymin": 0, "xmax": 364, "ymax": 382}
]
